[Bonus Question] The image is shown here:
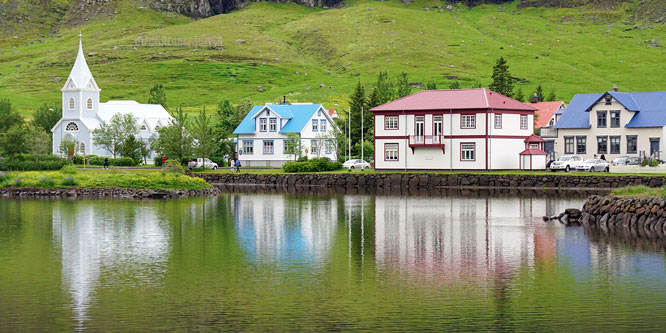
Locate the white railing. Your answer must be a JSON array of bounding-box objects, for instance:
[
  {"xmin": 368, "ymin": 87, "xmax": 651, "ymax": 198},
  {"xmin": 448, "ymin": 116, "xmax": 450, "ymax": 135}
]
[
  {"xmin": 540, "ymin": 127, "xmax": 558, "ymax": 138},
  {"xmin": 409, "ymin": 135, "xmax": 444, "ymax": 146}
]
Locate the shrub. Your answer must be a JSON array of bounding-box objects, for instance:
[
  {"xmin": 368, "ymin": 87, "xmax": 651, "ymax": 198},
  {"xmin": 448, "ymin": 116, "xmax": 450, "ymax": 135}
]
[
  {"xmin": 14, "ymin": 178, "xmax": 23, "ymax": 187},
  {"xmin": 154, "ymin": 156, "xmax": 164, "ymax": 167},
  {"xmin": 0, "ymin": 172, "xmax": 8, "ymax": 183},
  {"xmin": 282, "ymin": 158, "xmax": 342, "ymax": 173},
  {"xmin": 37, "ymin": 177, "xmax": 55, "ymax": 187},
  {"xmin": 61, "ymin": 176, "xmax": 77, "ymax": 186},
  {"xmin": 297, "ymin": 156, "xmax": 309, "ymax": 162},
  {"xmin": 162, "ymin": 159, "xmax": 184, "ymax": 174},
  {"xmin": 0, "ymin": 157, "xmax": 71, "ymax": 171},
  {"xmin": 109, "ymin": 157, "xmax": 137, "ymax": 166},
  {"xmin": 60, "ymin": 165, "xmax": 78, "ymax": 175}
]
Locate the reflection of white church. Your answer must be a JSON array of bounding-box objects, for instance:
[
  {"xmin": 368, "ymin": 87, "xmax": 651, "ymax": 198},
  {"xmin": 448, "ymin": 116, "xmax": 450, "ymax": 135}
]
[{"xmin": 51, "ymin": 40, "xmax": 172, "ymax": 157}]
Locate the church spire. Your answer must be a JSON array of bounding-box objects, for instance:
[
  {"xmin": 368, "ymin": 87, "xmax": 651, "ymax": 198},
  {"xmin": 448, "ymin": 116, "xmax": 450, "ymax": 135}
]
[{"xmin": 63, "ymin": 37, "xmax": 98, "ymax": 91}]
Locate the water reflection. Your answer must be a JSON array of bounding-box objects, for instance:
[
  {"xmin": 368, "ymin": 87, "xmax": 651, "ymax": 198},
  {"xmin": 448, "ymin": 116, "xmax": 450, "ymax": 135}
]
[{"xmin": 51, "ymin": 201, "xmax": 170, "ymax": 329}]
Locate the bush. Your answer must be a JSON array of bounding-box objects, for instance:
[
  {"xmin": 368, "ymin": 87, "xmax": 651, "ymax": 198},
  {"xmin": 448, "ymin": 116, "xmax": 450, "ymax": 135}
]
[
  {"xmin": 0, "ymin": 157, "xmax": 71, "ymax": 171},
  {"xmin": 14, "ymin": 178, "xmax": 23, "ymax": 187},
  {"xmin": 0, "ymin": 172, "xmax": 8, "ymax": 183},
  {"xmin": 109, "ymin": 157, "xmax": 136, "ymax": 166},
  {"xmin": 162, "ymin": 159, "xmax": 184, "ymax": 175},
  {"xmin": 61, "ymin": 176, "xmax": 77, "ymax": 186},
  {"xmin": 37, "ymin": 177, "xmax": 55, "ymax": 187},
  {"xmin": 297, "ymin": 156, "xmax": 309, "ymax": 162},
  {"xmin": 154, "ymin": 156, "xmax": 164, "ymax": 167},
  {"xmin": 60, "ymin": 165, "xmax": 78, "ymax": 175},
  {"xmin": 283, "ymin": 158, "xmax": 342, "ymax": 173}
]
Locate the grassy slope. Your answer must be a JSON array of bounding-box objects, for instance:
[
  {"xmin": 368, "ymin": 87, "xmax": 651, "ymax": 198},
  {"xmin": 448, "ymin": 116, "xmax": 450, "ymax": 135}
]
[{"xmin": 1, "ymin": 0, "xmax": 665, "ymax": 115}]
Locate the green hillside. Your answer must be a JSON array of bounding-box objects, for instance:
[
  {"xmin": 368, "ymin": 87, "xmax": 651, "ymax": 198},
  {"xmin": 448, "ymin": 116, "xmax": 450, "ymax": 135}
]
[{"xmin": 1, "ymin": 0, "xmax": 665, "ymax": 115}]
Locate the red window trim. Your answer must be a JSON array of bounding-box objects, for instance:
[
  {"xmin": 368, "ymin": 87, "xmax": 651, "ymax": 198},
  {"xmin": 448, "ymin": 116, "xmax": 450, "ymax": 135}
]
[
  {"xmin": 460, "ymin": 142, "xmax": 476, "ymax": 161},
  {"xmin": 384, "ymin": 142, "xmax": 399, "ymax": 162},
  {"xmin": 520, "ymin": 115, "xmax": 528, "ymax": 130},
  {"xmin": 460, "ymin": 114, "xmax": 476, "ymax": 129},
  {"xmin": 494, "ymin": 114, "xmax": 502, "ymax": 129},
  {"xmin": 384, "ymin": 115, "xmax": 399, "ymax": 131}
]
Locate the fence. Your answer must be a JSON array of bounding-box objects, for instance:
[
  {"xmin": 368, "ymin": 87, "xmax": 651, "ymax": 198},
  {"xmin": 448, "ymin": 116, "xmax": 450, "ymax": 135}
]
[{"xmin": 132, "ymin": 35, "xmax": 223, "ymax": 49}]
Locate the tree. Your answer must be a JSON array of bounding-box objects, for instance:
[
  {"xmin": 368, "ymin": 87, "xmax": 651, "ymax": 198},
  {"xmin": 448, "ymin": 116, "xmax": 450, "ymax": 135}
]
[
  {"xmin": 0, "ymin": 98, "xmax": 24, "ymax": 133},
  {"xmin": 0, "ymin": 124, "xmax": 27, "ymax": 161},
  {"xmin": 472, "ymin": 81, "xmax": 483, "ymax": 88},
  {"xmin": 425, "ymin": 81, "xmax": 437, "ymax": 90},
  {"xmin": 191, "ymin": 107, "xmax": 216, "ymax": 163},
  {"xmin": 449, "ymin": 81, "xmax": 461, "ymax": 90},
  {"xmin": 140, "ymin": 134, "xmax": 157, "ymax": 165},
  {"xmin": 26, "ymin": 124, "xmax": 51, "ymax": 162},
  {"xmin": 213, "ymin": 98, "xmax": 252, "ymax": 158},
  {"xmin": 148, "ymin": 83, "xmax": 168, "ymax": 109},
  {"xmin": 284, "ymin": 132, "xmax": 302, "ymax": 161},
  {"xmin": 546, "ymin": 90, "xmax": 557, "ymax": 102},
  {"xmin": 348, "ymin": 81, "xmax": 366, "ymax": 157},
  {"xmin": 514, "ymin": 88, "xmax": 525, "ymax": 102},
  {"xmin": 395, "ymin": 72, "xmax": 411, "ymax": 98},
  {"xmin": 118, "ymin": 134, "xmax": 143, "ymax": 164},
  {"xmin": 59, "ymin": 135, "xmax": 77, "ymax": 160},
  {"xmin": 488, "ymin": 56, "xmax": 514, "ymax": 97},
  {"xmin": 532, "ymin": 85, "xmax": 544, "ymax": 102},
  {"xmin": 153, "ymin": 105, "xmax": 193, "ymax": 163},
  {"xmin": 92, "ymin": 113, "xmax": 139, "ymax": 158},
  {"xmin": 32, "ymin": 103, "xmax": 61, "ymax": 133},
  {"xmin": 375, "ymin": 71, "xmax": 394, "ymax": 104}
]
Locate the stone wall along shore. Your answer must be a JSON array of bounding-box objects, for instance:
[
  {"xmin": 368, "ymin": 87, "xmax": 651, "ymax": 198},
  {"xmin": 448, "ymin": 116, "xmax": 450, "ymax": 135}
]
[
  {"xmin": 194, "ymin": 172, "xmax": 666, "ymax": 190},
  {"xmin": 580, "ymin": 195, "xmax": 666, "ymax": 238},
  {"xmin": 0, "ymin": 187, "xmax": 220, "ymax": 199}
]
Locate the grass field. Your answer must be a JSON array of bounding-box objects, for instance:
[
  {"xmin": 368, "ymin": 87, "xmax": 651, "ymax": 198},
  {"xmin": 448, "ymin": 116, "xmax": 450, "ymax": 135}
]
[
  {"xmin": 1, "ymin": 0, "xmax": 666, "ymax": 116},
  {"xmin": 611, "ymin": 185, "xmax": 666, "ymax": 197}
]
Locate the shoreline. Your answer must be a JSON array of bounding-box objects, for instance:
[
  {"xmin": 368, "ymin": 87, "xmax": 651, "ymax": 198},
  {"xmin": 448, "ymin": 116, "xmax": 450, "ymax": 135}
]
[{"xmin": 0, "ymin": 186, "xmax": 220, "ymax": 199}]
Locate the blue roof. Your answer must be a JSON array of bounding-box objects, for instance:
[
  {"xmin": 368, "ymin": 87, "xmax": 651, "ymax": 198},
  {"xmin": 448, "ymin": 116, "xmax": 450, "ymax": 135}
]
[
  {"xmin": 233, "ymin": 104, "xmax": 325, "ymax": 134},
  {"xmin": 554, "ymin": 91, "xmax": 666, "ymax": 129}
]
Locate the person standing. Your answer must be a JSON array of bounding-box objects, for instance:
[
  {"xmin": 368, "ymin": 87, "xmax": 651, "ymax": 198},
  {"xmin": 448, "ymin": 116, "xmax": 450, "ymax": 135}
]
[
  {"xmin": 103, "ymin": 157, "xmax": 109, "ymax": 169},
  {"xmin": 162, "ymin": 155, "xmax": 167, "ymax": 165},
  {"xmin": 230, "ymin": 159, "xmax": 235, "ymax": 172},
  {"xmin": 235, "ymin": 159, "xmax": 241, "ymax": 172},
  {"xmin": 600, "ymin": 154, "xmax": 606, "ymax": 161}
]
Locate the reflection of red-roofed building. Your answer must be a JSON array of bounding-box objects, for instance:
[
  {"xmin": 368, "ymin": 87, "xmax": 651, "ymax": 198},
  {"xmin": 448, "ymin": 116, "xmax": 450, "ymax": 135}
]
[
  {"xmin": 527, "ymin": 101, "xmax": 566, "ymax": 154},
  {"xmin": 520, "ymin": 134, "xmax": 547, "ymax": 169},
  {"xmin": 328, "ymin": 108, "xmax": 339, "ymax": 119}
]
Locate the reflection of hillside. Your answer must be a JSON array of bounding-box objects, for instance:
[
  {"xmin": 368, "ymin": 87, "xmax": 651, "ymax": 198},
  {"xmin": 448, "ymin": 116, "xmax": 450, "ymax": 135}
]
[
  {"xmin": 233, "ymin": 195, "xmax": 338, "ymax": 265},
  {"xmin": 51, "ymin": 201, "xmax": 169, "ymax": 329}
]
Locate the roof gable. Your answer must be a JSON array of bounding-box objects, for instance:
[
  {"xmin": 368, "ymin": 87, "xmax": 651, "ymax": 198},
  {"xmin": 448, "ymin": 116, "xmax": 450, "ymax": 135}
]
[
  {"xmin": 371, "ymin": 89, "xmax": 537, "ymax": 112},
  {"xmin": 528, "ymin": 101, "xmax": 565, "ymax": 128}
]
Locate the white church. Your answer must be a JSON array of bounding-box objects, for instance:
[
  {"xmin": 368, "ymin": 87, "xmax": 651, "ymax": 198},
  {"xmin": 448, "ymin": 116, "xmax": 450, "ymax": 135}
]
[{"xmin": 51, "ymin": 40, "xmax": 172, "ymax": 158}]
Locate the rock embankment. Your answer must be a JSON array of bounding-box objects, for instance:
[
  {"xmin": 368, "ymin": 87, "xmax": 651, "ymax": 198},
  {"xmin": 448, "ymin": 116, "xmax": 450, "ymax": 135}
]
[
  {"xmin": 194, "ymin": 173, "xmax": 666, "ymax": 190},
  {"xmin": 578, "ymin": 195, "xmax": 666, "ymax": 237},
  {"xmin": 0, "ymin": 187, "xmax": 220, "ymax": 199}
]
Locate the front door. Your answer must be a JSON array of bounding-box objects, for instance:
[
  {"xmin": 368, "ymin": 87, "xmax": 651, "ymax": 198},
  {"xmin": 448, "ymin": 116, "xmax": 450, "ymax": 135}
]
[
  {"xmin": 433, "ymin": 116, "xmax": 442, "ymax": 144},
  {"xmin": 545, "ymin": 141, "xmax": 554, "ymax": 153},
  {"xmin": 415, "ymin": 116, "xmax": 424, "ymax": 143},
  {"xmin": 650, "ymin": 138, "xmax": 660, "ymax": 158}
]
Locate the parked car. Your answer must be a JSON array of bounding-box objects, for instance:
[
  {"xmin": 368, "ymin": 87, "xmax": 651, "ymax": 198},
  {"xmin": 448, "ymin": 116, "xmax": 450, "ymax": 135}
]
[
  {"xmin": 343, "ymin": 159, "xmax": 371, "ymax": 170},
  {"xmin": 549, "ymin": 155, "xmax": 583, "ymax": 172},
  {"xmin": 576, "ymin": 159, "xmax": 610, "ymax": 172},
  {"xmin": 187, "ymin": 158, "xmax": 218, "ymax": 170},
  {"xmin": 611, "ymin": 156, "xmax": 641, "ymax": 166}
]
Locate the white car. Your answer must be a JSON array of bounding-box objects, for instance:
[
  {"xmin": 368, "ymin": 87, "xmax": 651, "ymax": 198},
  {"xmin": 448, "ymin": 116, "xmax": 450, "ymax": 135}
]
[
  {"xmin": 187, "ymin": 158, "xmax": 218, "ymax": 170},
  {"xmin": 550, "ymin": 155, "xmax": 583, "ymax": 172},
  {"xmin": 576, "ymin": 159, "xmax": 610, "ymax": 172},
  {"xmin": 343, "ymin": 159, "xmax": 371, "ymax": 170}
]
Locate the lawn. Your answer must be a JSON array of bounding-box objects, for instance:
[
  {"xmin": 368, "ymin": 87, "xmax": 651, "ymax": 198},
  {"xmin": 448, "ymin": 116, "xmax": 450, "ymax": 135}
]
[
  {"xmin": 611, "ymin": 185, "xmax": 666, "ymax": 197},
  {"xmin": 0, "ymin": 168, "xmax": 212, "ymax": 190}
]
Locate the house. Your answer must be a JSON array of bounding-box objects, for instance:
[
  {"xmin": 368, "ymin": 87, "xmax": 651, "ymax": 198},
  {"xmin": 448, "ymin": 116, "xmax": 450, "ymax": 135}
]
[
  {"xmin": 553, "ymin": 89, "xmax": 666, "ymax": 160},
  {"xmin": 527, "ymin": 101, "xmax": 566, "ymax": 154},
  {"xmin": 328, "ymin": 108, "xmax": 339, "ymax": 119},
  {"xmin": 233, "ymin": 103, "xmax": 338, "ymax": 166},
  {"xmin": 51, "ymin": 40, "xmax": 172, "ymax": 158},
  {"xmin": 371, "ymin": 89, "xmax": 538, "ymax": 170}
]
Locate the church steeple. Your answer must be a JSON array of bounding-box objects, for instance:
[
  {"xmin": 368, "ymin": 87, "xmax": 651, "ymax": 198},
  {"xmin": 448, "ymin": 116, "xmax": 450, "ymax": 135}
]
[
  {"xmin": 62, "ymin": 38, "xmax": 100, "ymax": 92},
  {"xmin": 61, "ymin": 37, "xmax": 101, "ymax": 120}
]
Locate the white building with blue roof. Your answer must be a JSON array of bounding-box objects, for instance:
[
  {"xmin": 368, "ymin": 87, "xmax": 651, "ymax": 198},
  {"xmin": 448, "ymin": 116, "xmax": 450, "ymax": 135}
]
[
  {"xmin": 233, "ymin": 103, "xmax": 338, "ymax": 166},
  {"xmin": 553, "ymin": 88, "xmax": 666, "ymax": 160}
]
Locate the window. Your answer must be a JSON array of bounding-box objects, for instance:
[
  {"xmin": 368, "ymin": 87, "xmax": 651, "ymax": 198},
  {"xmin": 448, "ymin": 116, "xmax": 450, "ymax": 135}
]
[
  {"xmin": 259, "ymin": 118, "xmax": 267, "ymax": 132},
  {"xmin": 520, "ymin": 115, "xmax": 528, "ymax": 130},
  {"xmin": 79, "ymin": 142, "xmax": 85, "ymax": 154},
  {"xmin": 243, "ymin": 140, "xmax": 253, "ymax": 155},
  {"xmin": 86, "ymin": 98, "xmax": 93, "ymax": 110},
  {"xmin": 140, "ymin": 125, "xmax": 147, "ymax": 131},
  {"xmin": 548, "ymin": 118, "xmax": 555, "ymax": 127},
  {"xmin": 269, "ymin": 118, "xmax": 277, "ymax": 132},
  {"xmin": 320, "ymin": 119, "xmax": 327, "ymax": 132},
  {"xmin": 626, "ymin": 135, "xmax": 637, "ymax": 154},
  {"xmin": 433, "ymin": 116, "xmax": 443, "ymax": 135},
  {"xmin": 385, "ymin": 116, "xmax": 399, "ymax": 130},
  {"xmin": 461, "ymin": 143, "xmax": 475, "ymax": 161},
  {"xmin": 318, "ymin": 110, "xmax": 322, "ymax": 117},
  {"xmin": 312, "ymin": 120, "xmax": 319, "ymax": 132},
  {"xmin": 597, "ymin": 136, "xmax": 608, "ymax": 154},
  {"xmin": 69, "ymin": 98, "xmax": 75, "ymax": 110},
  {"xmin": 263, "ymin": 140, "xmax": 274, "ymax": 154},
  {"xmin": 597, "ymin": 111, "xmax": 607, "ymax": 128},
  {"xmin": 564, "ymin": 136, "xmax": 574, "ymax": 154},
  {"xmin": 605, "ymin": 95, "xmax": 612, "ymax": 105},
  {"xmin": 610, "ymin": 136, "xmax": 621, "ymax": 154},
  {"xmin": 325, "ymin": 140, "xmax": 333, "ymax": 154},
  {"xmin": 311, "ymin": 139, "xmax": 318, "ymax": 153},
  {"xmin": 610, "ymin": 111, "xmax": 620, "ymax": 128},
  {"xmin": 494, "ymin": 114, "xmax": 502, "ymax": 129},
  {"xmin": 576, "ymin": 136, "xmax": 586, "ymax": 154},
  {"xmin": 385, "ymin": 143, "xmax": 398, "ymax": 161},
  {"xmin": 266, "ymin": 109, "xmax": 270, "ymax": 116},
  {"xmin": 461, "ymin": 115, "xmax": 475, "ymax": 129},
  {"xmin": 154, "ymin": 125, "xmax": 160, "ymax": 131},
  {"xmin": 65, "ymin": 122, "xmax": 79, "ymax": 132}
]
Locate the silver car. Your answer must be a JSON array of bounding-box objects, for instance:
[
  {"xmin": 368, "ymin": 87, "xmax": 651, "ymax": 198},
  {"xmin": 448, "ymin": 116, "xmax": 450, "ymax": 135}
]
[
  {"xmin": 576, "ymin": 159, "xmax": 610, "ymax": 172},
  {"xmin": 342, "ymin": 159, "xmax": 371, "ymax": 170},
  {"xmin": 611, "ymin": 156, "xmax": 640, "ymax": 166}
]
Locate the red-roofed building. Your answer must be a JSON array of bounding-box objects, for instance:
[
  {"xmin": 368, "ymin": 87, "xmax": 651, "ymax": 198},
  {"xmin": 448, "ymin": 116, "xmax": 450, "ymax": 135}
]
[
  {"xmin": 520, "ymin": 134, "xmax": 547, "ymax": 170},
  {"xmin": 328, "ymin": 108, "xmax": 339, "ymax": 119},
  {"xmin": 526, "ymin": 101, "xmax": 566, "ymax": 154},
  {"xmin": 371, "ymin": 89, "xmax": 539, "ymax": 170}
]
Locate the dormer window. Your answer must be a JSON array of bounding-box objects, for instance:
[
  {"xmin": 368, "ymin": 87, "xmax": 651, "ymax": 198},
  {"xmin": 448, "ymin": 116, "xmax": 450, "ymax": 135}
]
[
  {"xmin": 605, "ymin": 95, "xmax": 612, "ymax": 105},
  {"xmin": 87, "ymin": 98, "xmax": 93, "ymax": 110},
  {"xmin": 259, "ymin": 118, "xmax": 267, "ymax": 132},
  {"xmin": 65, "ymin": 122, "xmax": 79, "ymax": 132},
  {"xmin": 155, "ymin": 125, "xmax": 161, "ymax": 131},
  {"xmin": 269, "ymin": 118, "xmax": 277, "ymax": 132},
  {"xmin": 141, "ymin": 125, "xmax": 147, "ymax": 131},
  {"xmin": 266, "ymin": 109, "xmax": 270, "ymax": 116},
  {"xmin": 69, "ymin": 98, "xmax": 75, "ymax": 110}
]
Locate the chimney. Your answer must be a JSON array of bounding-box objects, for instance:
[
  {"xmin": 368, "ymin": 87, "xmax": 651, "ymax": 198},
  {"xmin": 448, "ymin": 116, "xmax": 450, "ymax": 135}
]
[
  {"xmin": 530, "ymin": 93, "xmax": 539, "ymax": 103},
  {"xmin": 283, "ymin": 96, "xmax": 286, "ymax": 105},
  {"xmin": 612, "ymin": 85, "xmax": 618, "ymax": 92}
]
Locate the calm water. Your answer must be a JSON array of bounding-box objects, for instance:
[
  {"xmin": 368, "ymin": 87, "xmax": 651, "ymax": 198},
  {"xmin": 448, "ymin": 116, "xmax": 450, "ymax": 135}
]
[{"xmin": 1, "ymin": 192, "xmax": 665, "ymax": 331}]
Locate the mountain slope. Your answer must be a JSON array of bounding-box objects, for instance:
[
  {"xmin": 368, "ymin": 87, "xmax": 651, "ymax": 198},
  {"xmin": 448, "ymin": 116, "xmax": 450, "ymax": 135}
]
[{"xmin": 1, "ymin": 0, "xmax": 665, "ymax": 114}]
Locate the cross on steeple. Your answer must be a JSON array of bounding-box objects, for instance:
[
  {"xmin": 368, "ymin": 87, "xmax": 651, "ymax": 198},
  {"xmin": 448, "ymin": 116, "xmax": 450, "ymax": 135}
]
[{"xmin": 78, "ymin": 31, "xmax": 82, "ymax": 41}]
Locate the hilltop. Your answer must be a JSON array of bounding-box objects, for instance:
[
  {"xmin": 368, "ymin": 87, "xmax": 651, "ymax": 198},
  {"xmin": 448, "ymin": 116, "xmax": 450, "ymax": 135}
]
[{"xmin": 1, "ymin": 0, "xmax": 666, "ymax": 114}]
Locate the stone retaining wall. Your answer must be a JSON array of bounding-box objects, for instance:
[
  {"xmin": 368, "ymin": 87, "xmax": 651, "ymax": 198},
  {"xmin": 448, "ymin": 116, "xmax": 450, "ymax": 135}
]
[
  {"xmin": 581, "ymin": 195, "xmax": 666, "ymax": 238},
  {"xmin": 194, "ymin": 173, "xmax": 666, "ymax": 189},
  {"xmin": 0, "ymin": 187, "xmax": 220, "ymax": 199}
]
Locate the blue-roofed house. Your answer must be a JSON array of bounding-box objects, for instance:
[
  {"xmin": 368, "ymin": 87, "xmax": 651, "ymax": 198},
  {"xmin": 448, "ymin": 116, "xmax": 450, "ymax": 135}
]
[
  {"xmin": 233, "ymin": 103, "xmax": 338, "ymax": 166},
  {"xmin": 553, "ymin": 89, "xmax": 666, "ymax": 160}
]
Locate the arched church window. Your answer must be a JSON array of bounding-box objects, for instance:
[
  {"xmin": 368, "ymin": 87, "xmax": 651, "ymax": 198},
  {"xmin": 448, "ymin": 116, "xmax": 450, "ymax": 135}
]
[
  {"xmin": 65, "ymin": 122, "xmax": 79, "ymax": 132},
  {"xmin": 69, "ymin": 98, "xmax": 75, "ymax": 110},
  {"xmin": 79, "ymin": 142, "xmax": 86, "ymax": 154},
  {"xmin": 154, "ymin": 125, "xmax": 160, "ymax": 131},
  {"xmin": 140, "ymin": 125, "xmax": 147, "ymax": 131},
  {"xmin": 87, "ymin": 98, "xmax": 93, "ymax": 110}
]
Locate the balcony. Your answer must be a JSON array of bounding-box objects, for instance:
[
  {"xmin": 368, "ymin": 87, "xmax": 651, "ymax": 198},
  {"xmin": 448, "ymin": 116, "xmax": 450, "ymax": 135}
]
[
  {"xmin": 408, "ymin": 135, "xmax": 445, "ymax": 153},
  {"xmin": 539, "ymin": 127, "xmax": 558, "ymax": 138}
]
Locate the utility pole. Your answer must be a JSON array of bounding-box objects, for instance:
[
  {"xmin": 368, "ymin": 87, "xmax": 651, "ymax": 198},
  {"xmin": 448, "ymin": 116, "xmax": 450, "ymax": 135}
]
[
  {"xmin": 361, "ymin": 106, "xmax": 364, "ymax": 163},
  {"xmin": 348, "ymin": 107, "xmax": 351, "ymax": 159}
]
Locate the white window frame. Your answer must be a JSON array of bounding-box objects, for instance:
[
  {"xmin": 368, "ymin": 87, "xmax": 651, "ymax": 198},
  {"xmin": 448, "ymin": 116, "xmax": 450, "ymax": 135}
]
[
  {"xmin": 520, "ymin": 115, "xmax": 528, "ymax": 130},
  {"xmin": 461, "ymin": 115, "xmax": 475, "ymax": 129},
  {"xmin": 86, "ymin": 98, "xmax": 93, "ymax": 110},
  {"xmin": 243, "ymin": 140, "xmax": 253, "ymax": 155},
  {"xmin": 494, "ymin": 114, "xmax": 502, "ymax": 129},
  {"xmin": 269, "ymin": 118, "xmax": 277, "ymax": 132},
  {"xmin": 320, "ymin": 119, "xmax": 327, "ymax": 132},
  {"xmin": 65, "ymin": 122, "xmax": 79, "ymax": 132},
  {"xmin": 259, "ymin": 118, "xmax": 267, "ymax": 132},
  {"xmin": 461, "ymin": 143, "xmax": 475, "ymax": 161},
  {"xmin": 385, "ymin": 143, "xmax": 399, "ymax": 161},
  {"xmin": 385, "ymin": 116, "xmax": 399, "ymax": 130},
  {"xmin": 263, "ymin": 140, "xmax": 274, "ymax": 154},
  {"xmin": 69, "ymin": 98, "xmax": 75, "ymax": 110},
  {"xmin": 312, "ymin": 120, "xmax": 319, "ymax": 132}
]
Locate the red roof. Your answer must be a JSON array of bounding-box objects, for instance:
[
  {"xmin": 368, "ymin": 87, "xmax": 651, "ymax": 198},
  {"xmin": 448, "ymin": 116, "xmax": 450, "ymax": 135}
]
[
  {"xmin": 371, "ymin": 89, "xmax": 537, "ymax": 112},
  {"xmin": 328, "ymin": 108, "xmax": 336, "ymax": 116},
  {"xmin": 528, "ymin": 101, "xmax": 565, "ymax": 128},
  {"xmin": 524, "ymin": 134, "xmax": 546, "ymax": 143},
  {"xmin": 519, "ymin": 148, "xmax": 547, "ymax": 155}
]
